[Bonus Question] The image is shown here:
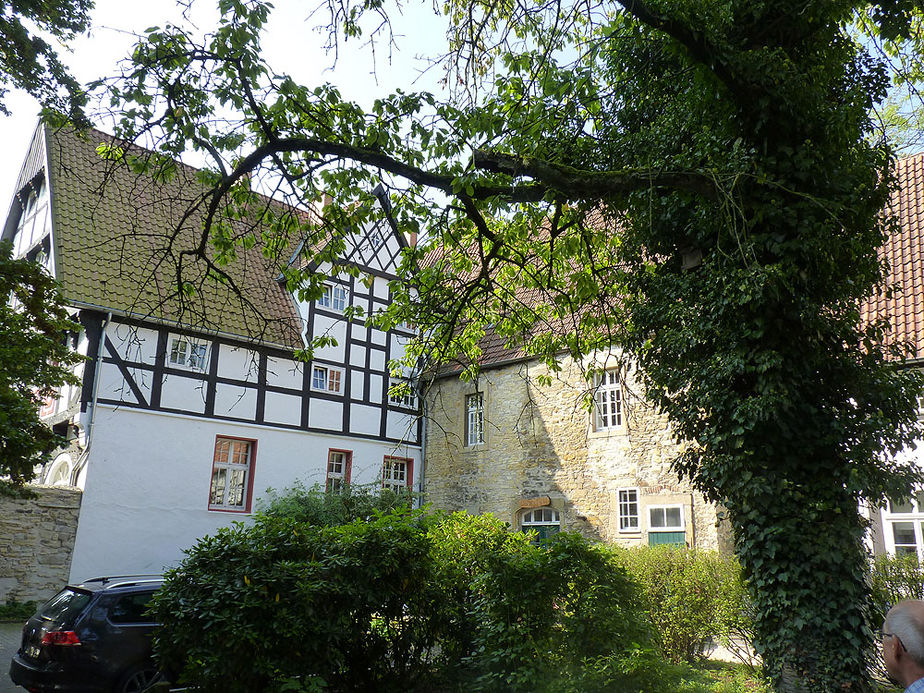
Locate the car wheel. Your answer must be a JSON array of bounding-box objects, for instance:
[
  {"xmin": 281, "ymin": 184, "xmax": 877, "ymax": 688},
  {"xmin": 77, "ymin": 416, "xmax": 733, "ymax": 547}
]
[{"xmin": 115, "ymin": 663, "xmax": 163, "ymax": 693}]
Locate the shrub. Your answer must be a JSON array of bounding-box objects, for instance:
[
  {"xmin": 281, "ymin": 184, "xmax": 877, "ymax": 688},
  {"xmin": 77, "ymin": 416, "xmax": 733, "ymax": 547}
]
[
  {"xmin": 621, "ymin": 546, "xmax": 751, "ymax": 664},
  {"xmin": 429, "ymin": 513, "xmax": 654, "ymax": 691},
  {"xmin": 0, "ymin": 598, "xmax": 37, "ymax": 622},
  {"xmin": 869, "ymin": 553, "xmax": 924, "ymax": 682},
  {"xmin": 152, "ymin": 505, "xmax": 657, "ymax": 692},
  {"xmin": 257, "ymin": 480, "xmax": 413, "ymax": 526}
]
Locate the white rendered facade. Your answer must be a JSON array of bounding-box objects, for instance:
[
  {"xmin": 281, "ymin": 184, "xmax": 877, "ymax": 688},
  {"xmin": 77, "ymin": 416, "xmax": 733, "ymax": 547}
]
[{"xmin": 3, "ymin": 124, "xmax": 421, "ymax": 582}]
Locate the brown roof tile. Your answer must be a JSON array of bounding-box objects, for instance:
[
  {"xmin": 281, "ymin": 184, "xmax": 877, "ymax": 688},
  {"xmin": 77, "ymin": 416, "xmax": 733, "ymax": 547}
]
[
  {"xmin": 45, "ymin": 125, "xmax": 304, "ymax": 348},
  {"xmin": 863, "ymin": 154, "xmax": 924, "ymax": 360}
]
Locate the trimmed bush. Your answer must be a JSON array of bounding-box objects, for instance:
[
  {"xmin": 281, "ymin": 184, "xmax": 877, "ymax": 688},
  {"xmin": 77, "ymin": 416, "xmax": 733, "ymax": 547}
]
[{"xmin": 621, "ymin": 546, "xmax": 751, "ymax": 664}]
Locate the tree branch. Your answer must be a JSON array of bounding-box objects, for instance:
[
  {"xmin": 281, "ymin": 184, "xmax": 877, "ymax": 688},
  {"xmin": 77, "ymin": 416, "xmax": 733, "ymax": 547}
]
[{"xmin": 472, "ymin": 149, "xmax": 719, "ymax": 200}]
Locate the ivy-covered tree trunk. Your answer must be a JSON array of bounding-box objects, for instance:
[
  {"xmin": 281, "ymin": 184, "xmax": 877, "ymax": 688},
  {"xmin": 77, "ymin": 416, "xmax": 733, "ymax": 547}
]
[{"xmin": 729, "ymin": 478, "xmax": 874, "ymax": 689}]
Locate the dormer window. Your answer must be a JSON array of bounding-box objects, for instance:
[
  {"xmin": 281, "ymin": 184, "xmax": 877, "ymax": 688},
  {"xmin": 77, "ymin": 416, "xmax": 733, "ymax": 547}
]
[
  {"xmin": 317, "ymin": 283, "xmax": 348, "ymax": 312},
  {"xmin": 170, "ymin": 337, "xmax": 209, "ymax": 370}
]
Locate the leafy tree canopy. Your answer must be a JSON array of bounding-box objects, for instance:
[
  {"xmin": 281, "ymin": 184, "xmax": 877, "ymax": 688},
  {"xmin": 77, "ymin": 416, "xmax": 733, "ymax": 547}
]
[
  {"xmin": 94, "ymin": 0, "xmax": 924, "ymax": 689},
  {"xmin": 0, "ymin": 240, "xmax": 81, "ymax": 489},
  {"xmin": 0, "ymin": 0, "xmax": 93, "ymax": 120}
]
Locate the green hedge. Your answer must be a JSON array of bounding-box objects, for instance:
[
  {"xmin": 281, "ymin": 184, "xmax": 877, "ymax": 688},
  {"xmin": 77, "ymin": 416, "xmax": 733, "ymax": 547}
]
[
  {"xmin": 0, "ymin": 598, "xmax": 37, "ymax": 622},
  {"xmin": 151, "ymin": 508, "xmax": 656, "ymax": 692}
]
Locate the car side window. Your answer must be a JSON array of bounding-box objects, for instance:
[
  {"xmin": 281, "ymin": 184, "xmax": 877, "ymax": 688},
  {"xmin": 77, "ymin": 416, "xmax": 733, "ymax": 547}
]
[{"xmin": 108, "ymin": 592, "xmax": 156, "ymax": 624}]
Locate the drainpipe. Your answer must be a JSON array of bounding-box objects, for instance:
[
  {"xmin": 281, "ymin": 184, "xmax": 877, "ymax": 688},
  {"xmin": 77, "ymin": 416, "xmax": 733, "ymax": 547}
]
[{"xmin": 70, "ymin": 312, "xmax": 110, "ymax": 486}]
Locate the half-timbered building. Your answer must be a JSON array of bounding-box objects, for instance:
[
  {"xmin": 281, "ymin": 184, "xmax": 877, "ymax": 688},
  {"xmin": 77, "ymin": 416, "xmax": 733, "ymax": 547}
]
[{"xmin": 3, "ymin": 123, "xmax": 421, "ymax": 581}]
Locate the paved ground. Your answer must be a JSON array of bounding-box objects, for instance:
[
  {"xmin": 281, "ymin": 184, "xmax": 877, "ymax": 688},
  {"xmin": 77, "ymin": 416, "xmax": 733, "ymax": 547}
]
[{"xmin": 0, "ymin": 621, "xmax": 23, "ymax": 693}]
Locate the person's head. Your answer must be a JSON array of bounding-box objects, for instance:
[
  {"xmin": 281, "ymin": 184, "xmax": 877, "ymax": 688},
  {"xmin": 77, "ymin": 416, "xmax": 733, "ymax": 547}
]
[{"xmin": 883, "ymin": 600, "xmax": 924, "ymax": 686}]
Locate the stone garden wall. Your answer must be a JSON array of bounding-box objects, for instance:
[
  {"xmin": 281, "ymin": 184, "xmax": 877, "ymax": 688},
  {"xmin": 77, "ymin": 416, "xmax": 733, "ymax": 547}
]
[{"xmin": 0, "ymin": 486, "xmax": 81, "ymax": 603}]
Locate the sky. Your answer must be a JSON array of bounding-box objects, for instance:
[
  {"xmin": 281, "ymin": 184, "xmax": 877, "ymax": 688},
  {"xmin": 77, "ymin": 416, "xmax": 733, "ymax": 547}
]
[{"xmin": 0, "ymin": 0, "xmax": 449, "ymax": 207}]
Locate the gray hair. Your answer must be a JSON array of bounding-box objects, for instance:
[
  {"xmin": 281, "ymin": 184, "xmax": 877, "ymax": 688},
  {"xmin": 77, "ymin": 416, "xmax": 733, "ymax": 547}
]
[{"xmin": 887, "ymin": 603, "xmax": 924, "ymax": 667}]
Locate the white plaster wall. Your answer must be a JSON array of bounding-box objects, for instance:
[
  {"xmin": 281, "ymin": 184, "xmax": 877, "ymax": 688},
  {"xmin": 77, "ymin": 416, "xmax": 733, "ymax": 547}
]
[
  {"xmin": 217, "ymin": 344, "xmax": 259, "ymax": 382},
  {"xmin": 69, "ymin": 406, "xmax": 421, "ymax": 581},
  {"xmin": 265, "ymin": 356, "xmax": 303, "ymax": 390},
  {"xmin": 350, "ymin": 403, "xmax": 382, "ymax": 436},
  {"xmin": 264, "ymin": 391, "xmax": 302, "ymax": 426},
  {"xmin": 313, "ymin": 316, "xmax": 347, "ymax": 361},
  {"xmin": 214, "ymin": 383, "xmax": 258, "ymax": 419},
  {"xmin": 308, "ymin": 398, "xmax": 343, "ymax": 429},
  {"xmin": 109, "ymin": 324, "xmax": 159, "ymax": 364},
  {"xmin": 386, "ymin": 411, "xmax": 418, "ymax": 443},
  {"xmin": 97, "ymin": 362, "xmax": 155, "ymax": 405},
  {"xmin": 159, "ymin": 374, "xmax": 207, "ymax": 413}
]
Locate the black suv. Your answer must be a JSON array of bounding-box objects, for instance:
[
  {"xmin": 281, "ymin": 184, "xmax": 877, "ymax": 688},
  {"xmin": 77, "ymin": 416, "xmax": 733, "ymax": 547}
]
[{"xmin": 8, "ymin": 576, "xmax": 165, "ymax": 693}]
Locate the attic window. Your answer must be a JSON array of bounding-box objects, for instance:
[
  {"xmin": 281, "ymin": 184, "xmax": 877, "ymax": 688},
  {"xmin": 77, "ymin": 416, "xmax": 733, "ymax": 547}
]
[
  {"xmin": 317, "ymin": 284, "xmax": 348, "ymax": 312},
  {"xmin": 367, "ymin": 227, "xmax": 384, "ymax": 251},
  {"xmin": 170, "ymin": 337, "xmax": 208, "ymax": 370}
]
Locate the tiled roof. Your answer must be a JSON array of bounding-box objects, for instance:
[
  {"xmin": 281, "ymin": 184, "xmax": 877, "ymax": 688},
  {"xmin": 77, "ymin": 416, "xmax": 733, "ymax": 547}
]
[
  {"xmin": 44, "ymin": 125, "xmax": 304, "ymax": 348},
  {"xmin": 864, "ymin": 154, "xmax": 924, "ymax": 360},
  {"xmin": 453, "ymin": 163, "xmax": 924, "ymax": 372}
]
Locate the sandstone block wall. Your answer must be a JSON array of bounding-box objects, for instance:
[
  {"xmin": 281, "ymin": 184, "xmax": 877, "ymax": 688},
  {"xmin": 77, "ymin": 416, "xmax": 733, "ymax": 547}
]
[
  {"xmin": 0, "ymin": 486, "xmax": 81, "ymax": 603},
  {"xmin": 424, "ymin": 356, "xmax": 723, "ymax": 550}
]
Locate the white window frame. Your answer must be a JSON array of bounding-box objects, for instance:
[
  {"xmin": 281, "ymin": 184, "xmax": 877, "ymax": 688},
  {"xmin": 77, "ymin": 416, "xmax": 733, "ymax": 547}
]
[
  {"xmin": 388, "ymin": 378, "xmax": 417, "ymax": 410},
  {"xmin": 647, "ymin": 504, "xmax": 685, "ymax": 533},
  {"xmin": 311, "ymin": 364, "xmax": 343, "ymax": 393},
  {"xmin": 617, "ymin": 488, "xmax": 640, "ymax": 532},
  {"xmin": 882, "ymin": 491, "xmax": 924, "ymax": 560},
  {"xmin": 465, "ymin": 392, "xmax": 484, "ymax": 446},
  {"xmin": 209, "ymin": 437, "xmax": 254, "ymax": 512},
  {"xmin": 594, "ymin": 368, "xmax": 623, "ymax": 430},
  {"xmin": 520, "ymin": 507, "xmax": 561, "ymax": 527},
  {"xmin": 382, "ymin": 456, "xmax": 412, "ymax": 493},
  {"xmin": 520, "ymin": 507, "xmax": 562, "ymax": 543},
  {"xmin": 326, "ymin": 449, "xmax": 351, "ymax": 493},
  {"xmin": 317, "ymin": 283, "xmax": 348, "ymax": 312},
  {"xmin": 169, "ymin": 337, "xmax": 209, "ymax": 370}
]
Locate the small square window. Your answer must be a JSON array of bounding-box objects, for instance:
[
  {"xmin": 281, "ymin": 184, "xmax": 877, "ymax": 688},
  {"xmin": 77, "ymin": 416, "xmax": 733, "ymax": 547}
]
[
  {"xmin": 648, "ymin": 505, "xmax": 684, "ymax": 531},
  {"xmin": 388, "ymin": 378, "xmax": 417, "ymax": 410},
  {"xmin": 311, "ymin": 365, "xmax": 343, "ymax": 393},
  {"xmin": 170, "ymin": 337, "xmax": 208, "ymax": 370},
  {"xmin": 317, "ymin": 284, "xmax": 348, "ymax": 312}
]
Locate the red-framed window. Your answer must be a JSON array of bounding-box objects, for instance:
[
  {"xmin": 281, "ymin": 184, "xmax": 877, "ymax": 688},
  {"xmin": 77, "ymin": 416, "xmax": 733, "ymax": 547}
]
[
  {"xmin": 326, "ymin": 449, "xmax": 353, "ymax": 492},
  {"xmin": 382, "ymin": 456, "xmax": 413, "ymax": 493},
  {"xmin": 208, "ymin": 436, "xmax": 257, "ymax": 513}
]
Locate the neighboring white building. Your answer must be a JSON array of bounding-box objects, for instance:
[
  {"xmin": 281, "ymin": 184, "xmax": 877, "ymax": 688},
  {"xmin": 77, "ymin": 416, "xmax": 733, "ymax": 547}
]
[
  {"xmin": 864, "ymin": 153, "xmax": 924, "ymax": 561},
  {"xmin": 2, "ymin": 123, "xmax": 421, "ymax": 581}
]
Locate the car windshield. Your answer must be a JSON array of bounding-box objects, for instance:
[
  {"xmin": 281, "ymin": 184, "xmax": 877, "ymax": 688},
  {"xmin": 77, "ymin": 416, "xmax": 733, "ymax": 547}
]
[{"xmin": 39, "ymin": 588, "xmax": 92, "ymax": 625}]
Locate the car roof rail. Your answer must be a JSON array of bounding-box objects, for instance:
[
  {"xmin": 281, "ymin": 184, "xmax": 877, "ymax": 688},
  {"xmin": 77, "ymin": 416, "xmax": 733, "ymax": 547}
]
[{"xmin": 78, "ymin": 575, "xmax": 164, "ymax": 589}]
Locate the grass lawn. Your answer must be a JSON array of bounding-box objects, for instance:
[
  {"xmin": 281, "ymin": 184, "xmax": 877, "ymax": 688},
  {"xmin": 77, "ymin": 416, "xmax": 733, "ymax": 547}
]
[{"xmin": 676, "ymin": 661, "xmax": 901, "ymax": 693}]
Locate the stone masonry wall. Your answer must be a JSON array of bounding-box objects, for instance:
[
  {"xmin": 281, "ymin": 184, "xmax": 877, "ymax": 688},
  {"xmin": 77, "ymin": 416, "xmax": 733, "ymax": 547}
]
[
  {"xmin": 424, "ymin": 356, "xmax": 723, "ymax": 549},
  {"xmin": 0, "ymin": 486, "xmax": 82, "ymax": 602}
]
